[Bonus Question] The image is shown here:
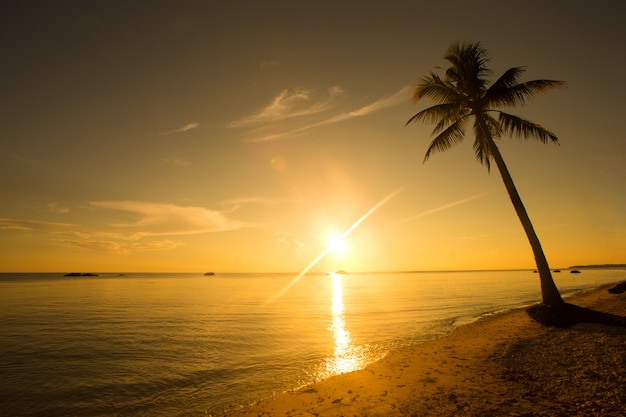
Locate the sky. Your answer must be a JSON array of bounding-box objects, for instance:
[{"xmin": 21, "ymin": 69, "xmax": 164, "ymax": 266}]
[{"xmin": 1, "ymin": 0, "xmax": 625, "ymax": 273}]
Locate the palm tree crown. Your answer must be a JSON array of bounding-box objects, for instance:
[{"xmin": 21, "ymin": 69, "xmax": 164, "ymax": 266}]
[
  {"xmin": 407, "ymin": 42, "xmax": 565, "ymax": 170},
  {"xmin": 407, "ymin": 42, "xmax": 566, "ymax": 306}
]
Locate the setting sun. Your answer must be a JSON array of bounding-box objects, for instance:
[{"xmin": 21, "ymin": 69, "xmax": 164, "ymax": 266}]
[{"xmin": 327, "ymin": 234, "xmax": 347, "ymax": 256}]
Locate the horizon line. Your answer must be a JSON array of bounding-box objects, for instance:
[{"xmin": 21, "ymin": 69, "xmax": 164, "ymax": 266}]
[{"xmin": 2, "ymin": 265, "xmax": 623, "ymax": 275}]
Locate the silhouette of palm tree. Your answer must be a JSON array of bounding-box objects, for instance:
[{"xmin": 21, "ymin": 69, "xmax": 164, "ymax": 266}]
[{"xmin": 407, "ymin": 42, "xmax": 566, "ymax": 306}]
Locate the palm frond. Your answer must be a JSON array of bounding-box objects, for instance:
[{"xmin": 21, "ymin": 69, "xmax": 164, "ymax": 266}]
[
  {"xmin": 471, "ymin": 116, "xmax": 500, "ymax": 169},
  {"xmin": 489, "ymin": 67, "xmax": 526, "ymax": 89},
  {"xmin": 472, "ymin": 139, "xmax": 490, "ymax": 170},
  {"xmin": 423, "ymin": 119, "xmax": 467, "ymax": 161},
  {"xmin": 445, "ymin": 42, "xmax": 491, "ymax": 94},
  {"xmin": 405, "ymin": 103, "xmax": 463, "ymax": 127},
  {"xmin": 445, "ymin": 42, "xmax": 489, "ymax": 74},
  {"xmin": 498, "ymin": 112, "xmax": 560, "ymax": 143},
  {"xmin": 487, "ymin": 78, "xmax": 566, "ymax": 108},
  {"xmin": 484, "ymin": 113, "xmax": 503, "ymax": 140},
  {"xmin": 413, "ymin": 72, "xmax": 459, "ymax": 104},
  {"xmin": 485, "ymin": 67, "xmax": 524, "ymax": 106},
  {"xmin": 432, "ymin": 108, "xmax": 471, "ymax": 134}
]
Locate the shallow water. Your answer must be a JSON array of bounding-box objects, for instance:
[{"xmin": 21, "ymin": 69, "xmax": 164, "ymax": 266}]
[{"xmin": 0, "ymin": 269, "xmax": 623, "ymax": 416}]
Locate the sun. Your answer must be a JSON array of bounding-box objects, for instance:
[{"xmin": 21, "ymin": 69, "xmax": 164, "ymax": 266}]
[{"xmin": 327, "ymin": 234, "xmax": 347, "ymax": 256}]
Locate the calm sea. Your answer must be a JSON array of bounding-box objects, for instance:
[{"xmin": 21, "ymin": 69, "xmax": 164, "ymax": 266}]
[{"xmin": 1, "ymin": 269, "xmax": 623, "ymax": 416}]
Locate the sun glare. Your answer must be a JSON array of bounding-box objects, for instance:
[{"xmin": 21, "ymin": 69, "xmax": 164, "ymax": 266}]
[{"xmin": 327, "ymin": 234, "xmax": 347, "ymax": 255}]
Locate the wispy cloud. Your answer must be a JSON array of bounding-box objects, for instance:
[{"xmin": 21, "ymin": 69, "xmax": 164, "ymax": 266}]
[
  {"xmin": 89, "ymin": 201, "xmax": 246, "ymax": 236},
  {"xmin": 219, "ymin": 196, "xmax": 290, "ymax": 213},
  {"xmin": 260, "ymin": 60, "xmax": 279, "ymax": 70},
  {"xmin": 157, "ymin": 122, "xmax": 199, "ymax": 136},
  {"xmin": 228, "ymin": 86, "xmax": 344, "ymax": 128},
  {"xmin": 58, "ymin": 239, "xmax": 132, "ymax": 255},
  {"xmin": 239, "ymin": 85, "xmax": 412, "ymax": 143},
  {"xmin": 0, "ymin": 218, "xmax": 76, "ymax": 232},
  {"xmin": 277, "ymin": 232, "xmax": 304, "ymax": 257},
  {"xmin": 1, "ymin": 200, "xmax": 250, "ymax": 255},
  {"xmin": 338, "ymin": 86, "xmax": 412, "ymax": 118},
  {"xmin": 58, "ymin": 238, "xmax": 184, "ymax": 255},
  {"xmin": 7, "ymin": 153, "xmax": 40, "ymax": 167},
  {"xmin": 46, "ymin": 201, "xmax": 70, "ymax": 213}
]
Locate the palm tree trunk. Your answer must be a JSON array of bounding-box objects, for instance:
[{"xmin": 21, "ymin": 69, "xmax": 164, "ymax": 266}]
[{"xmin": 485, "ymin": 135, "xmax": 564, "ymax": 306}]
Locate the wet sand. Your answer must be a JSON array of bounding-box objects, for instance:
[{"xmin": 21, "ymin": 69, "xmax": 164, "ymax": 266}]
[{"xmin": 220, "ymin": 283, "xmax": 626, "ymax": 416}]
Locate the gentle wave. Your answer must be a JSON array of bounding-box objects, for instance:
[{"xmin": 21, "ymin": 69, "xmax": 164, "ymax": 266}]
[{"xmin": 0, "ymin": 270, "xmax": 623, "ymax": 416}]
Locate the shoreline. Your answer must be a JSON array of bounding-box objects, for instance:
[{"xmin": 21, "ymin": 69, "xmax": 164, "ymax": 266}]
[{"xmin": 220, "ymin": 283, "xmax": 626, "ymax": 416}]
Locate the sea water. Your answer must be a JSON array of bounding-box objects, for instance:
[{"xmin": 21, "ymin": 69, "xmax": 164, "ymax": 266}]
[{"xmin": 0, "ymin": 269, "xmax": 623, "ymax": 416}]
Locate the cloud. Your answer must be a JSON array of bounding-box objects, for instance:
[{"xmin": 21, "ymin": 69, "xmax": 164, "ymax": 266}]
[
  {"xmin": 0, "ymin": 218, "xmax": 76, "ymax": 232},
  {"xmin": 241, "ymin": 85, "xmax": 412, "ymax": 143},
  {"xmin": 337, "ymin": 85, "xmax": 412, "ymax": 118},
  {"xmin": 59, "ymin": 239, "xmax": 132, "ymax": 255},
  {"xmin": 228, "ymin": 86, "xmax": 344, "ymax": 128},
  {"xmin": 8, "ymin": 153, "xmax": 40, "ymax": 167},
  {"xmin": 1, "ymin": 200, "xmax": 249, "ymax": 255},
  {"xmin": 89, "ymin": 200, "xmax": 246, "ymax": 236},
  {"xmin": 157, "ymin": 122, "xmax": 199, "ymax": 136},
  {"xmin": 278, "ymin": 232, "xmax": 304, "ymax": 257},
  {"xmin": 58, "ymin": 238, "xmax": 184, "ymax": 255},
  {"xmin": 127, "ymin": 239, "xmax": 184, "ymax": 251},
  {"xmin": 46, "ymin": 201, "xmax": 70, "ymax": 213},
  {"xmin": 219, "ymin": 196, "xmax": 288, "ymax": 213},
  {"xmin": 260, "ymin": 60, "xmax": 279, "ymax": 70}
]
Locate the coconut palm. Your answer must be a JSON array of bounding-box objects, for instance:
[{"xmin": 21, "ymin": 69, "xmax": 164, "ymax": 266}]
[{"xmin": 406, "ymin": 42, "xmax": 566, "ymax": 306}]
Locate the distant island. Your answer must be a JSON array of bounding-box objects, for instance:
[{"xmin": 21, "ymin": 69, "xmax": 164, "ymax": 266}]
[
  {"xmin": 204, "ymin": 272, "xmax": 216, "ymax": 276},
  {"xmin": 568, "ymin": 264, "xmax": 626, "ymax": 270},
  {"xmin": 64, "ymin": 272, "xmax": 99, "ymax": 276}
]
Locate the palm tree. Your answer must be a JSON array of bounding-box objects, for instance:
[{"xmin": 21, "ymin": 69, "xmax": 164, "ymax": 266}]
[{"xmin": 406, "ymin": 42, "xmax": 566, "ymax": 307}]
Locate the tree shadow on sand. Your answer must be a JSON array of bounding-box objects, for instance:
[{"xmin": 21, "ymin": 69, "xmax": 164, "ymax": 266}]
[{"xmin": 527, "ymin": 283, "xmax": 626, "ymax": 328}]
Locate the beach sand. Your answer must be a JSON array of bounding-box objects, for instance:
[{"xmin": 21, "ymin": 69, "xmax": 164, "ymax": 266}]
[{"xmin": 220, "ymin": 283, "xmax": 626, "ymax": 416}]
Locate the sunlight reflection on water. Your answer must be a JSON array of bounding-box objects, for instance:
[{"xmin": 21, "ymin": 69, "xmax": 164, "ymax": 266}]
[
  {"xmin": 3, "ymin": 270, "xmax": 623, "ymax": 416},
  {"xmin": 321, "ymin": 273, "xmax": 368, "ymax": 377}
]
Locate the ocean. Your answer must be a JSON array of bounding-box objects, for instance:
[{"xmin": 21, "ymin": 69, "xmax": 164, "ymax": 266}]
[{"xmin": 0, "ymin": 269, "xmax": 623, "ymax": 416}]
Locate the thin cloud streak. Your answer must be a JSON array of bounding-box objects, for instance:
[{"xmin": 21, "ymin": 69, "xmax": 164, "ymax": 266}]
[
  {"xmin": 7, "ymin": 153, "xmax": 41, "ymax": 168},
  {"xmin": 219, "ymin": 196, "xmax": 295, "ymax": 213},
  {"xmin": 46, "ymin": 202, "xmax": 70, "ymax": 213},
  {"xmin": 244, "ymin": 86, "xmax": 412, "ymax": 143},
  {"xmin": 259, "ymin": 60, "xmax": 279, "ymax": 70},
  {"xmin": 2, "ymin": 202, "xmax": 248, "ymax": 239},
  {"xmin": 58, "ymin": 238, "xmax": 184, "ymax": 255},
  {"xmin": 89, "ymin": 201, "xmax": 247, "ymax": 235},
  {"xmin": 341, "ymin": 85, "xmax": 412, "ymax": 118},
  {"xmin": 0, "ymin": 218, "xmax": 76, "ymax": 232},
  {"xmin": 277, "ymin": 232, "xmax": 305, "ymax": 256},
  {"xmin": 1, "ymin": 200, "xmax": 249, "ymax": 256},
  {"xmin": 228, "ymin": 86, "xmax": 344, "ymax": 128},
  {"xmin": 157, "ymin": 122, "xmax": 199, "ymax": 136}
]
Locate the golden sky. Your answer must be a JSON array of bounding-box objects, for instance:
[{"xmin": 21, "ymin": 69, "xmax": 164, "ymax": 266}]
[{"xmin": 1, "ymin": 1, "xmax": 625, "ymax": 272}]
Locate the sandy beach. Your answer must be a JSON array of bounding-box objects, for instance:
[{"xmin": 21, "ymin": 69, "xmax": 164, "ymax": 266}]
[{"xmin": 220, "ymin": 283, "xmax": 626, "ymax": 417}]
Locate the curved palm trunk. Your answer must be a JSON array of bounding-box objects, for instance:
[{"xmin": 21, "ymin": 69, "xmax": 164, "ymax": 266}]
[{"xmin": 485, "ymin": 135, "xmax": 564, "ymax": 306}]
